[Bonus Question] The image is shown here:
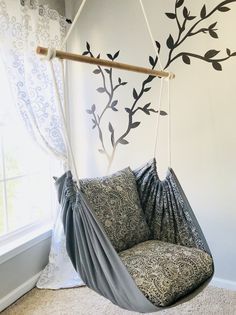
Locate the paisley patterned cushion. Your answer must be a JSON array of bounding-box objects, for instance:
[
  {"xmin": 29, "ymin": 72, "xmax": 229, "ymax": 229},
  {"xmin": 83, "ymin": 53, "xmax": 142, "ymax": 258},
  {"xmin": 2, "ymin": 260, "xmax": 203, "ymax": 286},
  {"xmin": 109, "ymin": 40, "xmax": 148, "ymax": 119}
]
[
  {"xmin": 119, "ymin": 240, "xmax": 213, "ymax": 307},
  {"xmin": 80, "ymin": 168, "xmax": 150, "ymax": 252}
]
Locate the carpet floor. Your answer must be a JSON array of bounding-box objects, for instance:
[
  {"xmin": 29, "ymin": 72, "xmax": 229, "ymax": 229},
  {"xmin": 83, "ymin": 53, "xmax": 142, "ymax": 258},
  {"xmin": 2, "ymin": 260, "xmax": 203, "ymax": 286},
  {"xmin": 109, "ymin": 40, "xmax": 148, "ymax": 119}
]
[{"xmin": 2, "ymin": 285, "xmax": 236, "ymax": 315}]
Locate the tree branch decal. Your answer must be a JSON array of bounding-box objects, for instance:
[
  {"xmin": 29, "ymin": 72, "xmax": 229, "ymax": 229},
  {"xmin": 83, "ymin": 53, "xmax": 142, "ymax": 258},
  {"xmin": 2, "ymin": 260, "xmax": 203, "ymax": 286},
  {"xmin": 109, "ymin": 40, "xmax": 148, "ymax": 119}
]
[
  {"xmin": 164, "ymin": 0, "xmax": 236, "ymax": 69},
  {"xmin": 83, "ymin": 0, "xmax": 236, "ymax": 170}
]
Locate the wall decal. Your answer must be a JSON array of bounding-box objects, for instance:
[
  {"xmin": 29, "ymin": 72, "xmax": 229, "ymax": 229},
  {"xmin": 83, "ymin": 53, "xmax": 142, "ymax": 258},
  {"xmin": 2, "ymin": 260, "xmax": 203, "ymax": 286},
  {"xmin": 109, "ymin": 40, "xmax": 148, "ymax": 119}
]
[
  {"xmin": 83, "ymin": 42, "xmax": 167, "ymax": 171},
  {"xmin": 83, "ymin": 1, "xmax": 236, "ymax": 170},
  {"xmin": 163, "ymin": 0, "xmax": 236, "ymax": 70}
]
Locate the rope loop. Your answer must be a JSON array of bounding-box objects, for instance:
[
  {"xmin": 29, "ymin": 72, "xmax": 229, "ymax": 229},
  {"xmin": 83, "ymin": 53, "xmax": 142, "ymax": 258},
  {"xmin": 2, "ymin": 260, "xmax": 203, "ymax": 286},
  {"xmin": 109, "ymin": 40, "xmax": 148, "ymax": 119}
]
[
  {"xmin": 44, "ymin": 47, "xmax": 57, "ymax": 61},
  {"xmin": 165, "ymin": 72, "xmax": 175, "ymax": 81}
]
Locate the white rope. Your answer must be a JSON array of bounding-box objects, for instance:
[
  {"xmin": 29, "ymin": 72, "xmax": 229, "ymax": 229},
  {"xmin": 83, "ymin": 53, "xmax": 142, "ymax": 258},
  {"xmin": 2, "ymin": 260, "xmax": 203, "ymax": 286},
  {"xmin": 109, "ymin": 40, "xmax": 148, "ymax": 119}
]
[
  {"xmin": 45, "ymin": 47, "xmax": 56, "ymax": 60},
  {"xmin": 139, "ymin": 0, "xmax": 163, "ymax": 71},
  {"xmin": 48, "ymin": 60, "xmax": 81, "ymax": 187},
  {"xmin": 61, "ymin": 0, "xmax": 87, "ymax": 49},
  {"xmin": 153, "ymin": 78, "xmax": 164, "ymax": 157},
  {"xmin": 42, "ymin": 1, "xmax": 88, "ymax": 185},
  {"xmin": 139, "ymin": 0, "xmax": 173, "ymax": 166},
  {"xmin": 167, "ymin": 79, "xmax": 172, "ymax": 167}
]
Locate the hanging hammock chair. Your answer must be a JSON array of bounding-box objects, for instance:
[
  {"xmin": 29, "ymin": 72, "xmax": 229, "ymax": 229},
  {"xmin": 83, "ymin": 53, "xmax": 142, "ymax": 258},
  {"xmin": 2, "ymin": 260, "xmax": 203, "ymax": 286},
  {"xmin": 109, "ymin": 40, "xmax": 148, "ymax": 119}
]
[
  {"xmin": 56, "ymin": 158, "xmax": 213, "ymax": 313},
  {"xmin": 37, "ymin": 0, "xmax": 214, "ymax": 312}
]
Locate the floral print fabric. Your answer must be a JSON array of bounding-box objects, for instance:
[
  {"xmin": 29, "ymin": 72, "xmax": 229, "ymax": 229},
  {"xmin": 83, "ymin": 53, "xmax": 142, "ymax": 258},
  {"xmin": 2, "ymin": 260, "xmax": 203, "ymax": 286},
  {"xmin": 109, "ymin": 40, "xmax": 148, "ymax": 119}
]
[
  {"xmin": 80, "ymin": 167, "xmax": 150, "ymax": 252},
  {"xmin": 119, "ymin": 240, "xmax": 213, "ymax": 307}
]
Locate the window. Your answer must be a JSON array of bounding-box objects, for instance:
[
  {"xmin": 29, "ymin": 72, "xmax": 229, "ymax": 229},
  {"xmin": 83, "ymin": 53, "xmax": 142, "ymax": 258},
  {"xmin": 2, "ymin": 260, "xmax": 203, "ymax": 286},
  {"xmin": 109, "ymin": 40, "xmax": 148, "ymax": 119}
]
[{"xmin": 0, "ymin": 58, "xmax": 58, "ymax": 240}]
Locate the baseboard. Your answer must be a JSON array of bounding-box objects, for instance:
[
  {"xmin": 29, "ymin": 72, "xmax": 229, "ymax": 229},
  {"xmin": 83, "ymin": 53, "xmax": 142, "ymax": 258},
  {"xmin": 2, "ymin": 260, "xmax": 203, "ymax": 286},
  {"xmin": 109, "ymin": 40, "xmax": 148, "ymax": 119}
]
[
  {"xmin": 0, "ymin": 272, "xmax": 41, "ymax": 312},
  {"xmin": 211, "ymin": 277, "xmax": 236, "ymax": 291}
]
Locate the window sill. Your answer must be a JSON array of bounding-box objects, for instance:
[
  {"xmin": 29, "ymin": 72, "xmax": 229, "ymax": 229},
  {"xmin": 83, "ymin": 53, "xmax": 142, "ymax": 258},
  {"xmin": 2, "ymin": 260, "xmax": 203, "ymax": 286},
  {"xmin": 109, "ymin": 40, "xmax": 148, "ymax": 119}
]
[{"xmin": 0, "ymin": 224, "xmax": 52, "ymax": 265}]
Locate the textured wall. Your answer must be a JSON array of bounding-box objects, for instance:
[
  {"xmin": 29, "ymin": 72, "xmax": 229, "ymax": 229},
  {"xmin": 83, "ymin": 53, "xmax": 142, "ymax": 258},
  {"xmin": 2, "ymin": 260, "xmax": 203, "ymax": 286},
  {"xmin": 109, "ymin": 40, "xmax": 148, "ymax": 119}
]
[{"xmin": 66, "ymin": 0, "xmax": 236, "ymax": 284}]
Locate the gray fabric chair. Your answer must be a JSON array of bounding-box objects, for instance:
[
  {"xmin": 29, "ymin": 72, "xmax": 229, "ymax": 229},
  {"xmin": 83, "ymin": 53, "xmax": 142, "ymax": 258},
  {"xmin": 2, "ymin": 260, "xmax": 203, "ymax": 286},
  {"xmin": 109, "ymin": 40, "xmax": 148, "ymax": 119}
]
[{"xmin": 58, "ymin": 159, "xmax": 214, "ymax": 313}]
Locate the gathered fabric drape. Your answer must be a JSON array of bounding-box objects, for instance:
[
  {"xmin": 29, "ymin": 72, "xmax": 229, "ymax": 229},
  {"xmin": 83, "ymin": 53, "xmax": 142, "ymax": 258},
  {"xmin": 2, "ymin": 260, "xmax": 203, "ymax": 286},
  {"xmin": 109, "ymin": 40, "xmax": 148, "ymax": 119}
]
[
  {"xmin": 59, "ymin": 159, "xmax": 213, "ymax": 313},
  {"xmin": 0, "ymin": 0, "xmax": 83, "ymax": 289}
]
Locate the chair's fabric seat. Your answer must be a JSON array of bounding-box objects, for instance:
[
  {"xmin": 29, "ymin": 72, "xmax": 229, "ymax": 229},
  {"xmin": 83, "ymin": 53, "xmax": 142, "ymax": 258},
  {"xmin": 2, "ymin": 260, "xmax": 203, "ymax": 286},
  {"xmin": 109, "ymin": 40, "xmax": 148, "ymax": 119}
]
[{"xmin": 119, "ymin": 240, "xmax": 213, "ymax": 307}]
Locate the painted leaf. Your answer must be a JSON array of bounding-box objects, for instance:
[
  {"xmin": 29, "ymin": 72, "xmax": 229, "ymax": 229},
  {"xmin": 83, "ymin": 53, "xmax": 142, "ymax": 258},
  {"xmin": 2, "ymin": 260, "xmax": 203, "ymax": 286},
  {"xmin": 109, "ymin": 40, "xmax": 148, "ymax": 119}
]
[
  {"xmin": 91, "ymin": 104, "xmax": 96, "ymax": 112},
  {"xmin": 149, "ymin": 56, "xmax": 155, "ymax": 67},
  {"xmin": 121, "ymin": 82, "xmax": 128, "ymax": 86},
  {"xmin": 187, "ymin": 15, "xmax": 196, "ymax": 20},
  {"xmin": 125, "ymin": 107, "xmax": 132, "ymax": 113},
  {"xmin": 113, "ymin": 50, "xmax": 120, "ymax": 59},
  {"xmin": 209, "ymin": 22, "xmax": 217, "ymax": 29},
  {"xmin": 93, "ymin": 69, "xmax": 101, "ymax": 74},
  {"xmin": 111, "ymin": 135, "xmax": 115, "ymax": 147},
  {"xmin": 183, "ymin": 7, "xmax": 188, "ymax": 19},
  {"xmin": 143, "ymin": 109, "xmax": 150, "ymax": 115},
  {"xmin": 86, "ymin": 42, "xmax": 90, "ymax": 51},
  {"xmin": 160, "ymin": 110, "xmax": 168, "ymax": 116},
  {"xmin": 108, "ymin": 122, "xmax": 114, "ymax": 133},
  {"xmin": 231, "ymin": 52, "xmax": 236, "ymax": 56},
  {"xmin": 176, "ymin": 0, "xmax": 184, "ymax": 8},
  {"xmin": 212, "ymin": 61, "xmax": 222, "ymax": 71},
  {"xmin": 200, "ymin": 5, "xmax": 206, "ymax": 18},
  {"xmin": 133, "ymin": 88, "xmax": 138, "ymax": 99},
  {"xmin": 143, "ymin": 104, "xmax": 151, "ymax": 115},
  {"xmin": 144, "ymin": 103, "xmax": 151, "ymax": 109},
  {"xmin": 97, "ymin": 87, "xmax": 106, "ymax": 93},
  {"xmin": 218, "ymin": 6, "xmax": 230, "ymax": 12},
  {"xmin": 165, "ymin": 12, "xmax": 176, "ymax": 19},
  {"xmin": 119, "ymin": 139, "xmax": 129, "ymax": 145},
  {"xmin": 209, "ymin": 30, "xmax": 218, "ymax": 38},
  {"xmin": 97, "ymin": 54, "xmax": 100, "ymax": 59},
  {"xmin": 111, "ymin": 100, "xmax": 118, "ymax": 111},
  {"xmin": 107, "ymin": 53, "xmax": 113, "ymax": 60},
  {"xmin": 130, "ymin": 121, "xmax": 141, "ymax": 128},
  {"xmin": 226, "ymin": 48, "xmax": 231, "ymax": 56},
  {"xmin": 111, "ymin": 100, "xmax": 118, "ymax": 107},
  {"xmin": 182, "ymin": 54, "xmax": 190, "ymax": 64},
  {"xmin": 86, "ymin": 109, "xmax": 92, "ymax": 114},
  {"xmin": 166, "ymin": 34, "xmax": 174, "ymax": 49},
  {"xmin": 118, "ymin": 77, "xmax": 121, "ymax": 84},
  {"xmin": 82, "ymin": 51, "xmax": 89, "ymax": 55},
  {"xmin": 155, "ymin": 41, "xmax": 161, "ymax": 52},
  {"xmin": 144, "ymin": 87, "xmax": 151, "ymax": 92},
  {"xmin": 204, "ymin": 49, "xmax": 220, "ymax": 59},
  {"xmin": 105, "ymin": 68, "xmax": 111, "ymax": 74}
]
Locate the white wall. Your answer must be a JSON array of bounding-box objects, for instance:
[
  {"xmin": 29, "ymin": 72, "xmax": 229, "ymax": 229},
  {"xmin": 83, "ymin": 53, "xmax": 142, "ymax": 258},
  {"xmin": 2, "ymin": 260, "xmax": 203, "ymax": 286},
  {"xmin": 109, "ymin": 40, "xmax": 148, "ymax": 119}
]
[{"xmin": 66, "ymin": 0, "xmax": 236, "ymax": 285}]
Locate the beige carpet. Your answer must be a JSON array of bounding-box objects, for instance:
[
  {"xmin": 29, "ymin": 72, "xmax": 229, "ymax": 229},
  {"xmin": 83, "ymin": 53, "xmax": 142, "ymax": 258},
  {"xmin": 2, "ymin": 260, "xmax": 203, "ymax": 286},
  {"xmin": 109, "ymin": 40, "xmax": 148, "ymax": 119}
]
[{"xmin": 2, "ymin": 285, "xmax": 236, "ymax": 315}]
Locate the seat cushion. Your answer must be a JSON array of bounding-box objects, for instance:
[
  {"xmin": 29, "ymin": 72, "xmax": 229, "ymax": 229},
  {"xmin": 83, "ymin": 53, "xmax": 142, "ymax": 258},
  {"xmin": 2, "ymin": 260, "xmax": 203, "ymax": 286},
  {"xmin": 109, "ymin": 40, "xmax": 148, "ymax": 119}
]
[
  {"xmin": 80, "ymin": 168, "xmax": 150, "ymax": 252},
  {"xmin": 119, "ymin": 240, "xmax": 213, "ymax": 307}
]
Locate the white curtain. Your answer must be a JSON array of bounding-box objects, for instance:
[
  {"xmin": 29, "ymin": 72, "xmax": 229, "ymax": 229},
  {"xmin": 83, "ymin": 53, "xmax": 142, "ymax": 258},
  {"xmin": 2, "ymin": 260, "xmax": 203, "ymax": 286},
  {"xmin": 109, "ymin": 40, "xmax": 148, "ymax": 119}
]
[{"xmin": 0, "ymin": 0, "xmax": 83, "ymax": 288}]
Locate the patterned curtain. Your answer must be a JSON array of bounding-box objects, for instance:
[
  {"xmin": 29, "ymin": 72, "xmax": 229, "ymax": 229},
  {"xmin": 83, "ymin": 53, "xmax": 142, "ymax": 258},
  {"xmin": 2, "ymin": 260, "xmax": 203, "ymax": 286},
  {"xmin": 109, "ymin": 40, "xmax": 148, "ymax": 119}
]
[
  {"xmin": 0, "ymin": 0, "xmax": 66, "ymax": 159},
  {"xmin": 0, "ymin": 0, "xmax": 82, "ymax": 289}
]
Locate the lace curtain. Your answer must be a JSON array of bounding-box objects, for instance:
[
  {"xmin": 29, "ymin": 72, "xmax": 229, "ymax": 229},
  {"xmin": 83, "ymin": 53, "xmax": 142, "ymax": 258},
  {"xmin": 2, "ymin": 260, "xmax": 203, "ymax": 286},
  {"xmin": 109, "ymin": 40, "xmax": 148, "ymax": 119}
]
[{"xmin": 0, "ymin": 0, "xmax": 83, "ymax": 288}]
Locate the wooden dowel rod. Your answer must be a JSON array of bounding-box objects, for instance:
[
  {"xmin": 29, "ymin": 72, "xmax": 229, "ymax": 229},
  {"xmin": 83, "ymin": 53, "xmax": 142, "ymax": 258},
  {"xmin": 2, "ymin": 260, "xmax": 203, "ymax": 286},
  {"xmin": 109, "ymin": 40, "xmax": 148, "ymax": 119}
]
[{"xmin": 36, "ymin": 46, "xmax": 175, "ymax": 79}]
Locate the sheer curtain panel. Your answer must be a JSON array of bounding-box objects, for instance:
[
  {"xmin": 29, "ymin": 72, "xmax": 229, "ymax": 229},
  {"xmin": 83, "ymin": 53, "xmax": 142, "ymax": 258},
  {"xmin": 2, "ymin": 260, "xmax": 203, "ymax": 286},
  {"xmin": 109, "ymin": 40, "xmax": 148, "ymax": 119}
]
[{"xmin": 0, "ymin": 0, "xmax": 83, "ymax": 289}]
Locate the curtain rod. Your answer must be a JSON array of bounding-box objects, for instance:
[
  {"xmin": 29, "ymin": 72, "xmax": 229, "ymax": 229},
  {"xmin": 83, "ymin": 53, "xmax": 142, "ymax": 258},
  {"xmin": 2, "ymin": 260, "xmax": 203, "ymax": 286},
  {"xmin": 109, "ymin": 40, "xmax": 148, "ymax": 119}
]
[{"xmin": 36, "ymin": 46, "xmax": 175, "ymax": 79}]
